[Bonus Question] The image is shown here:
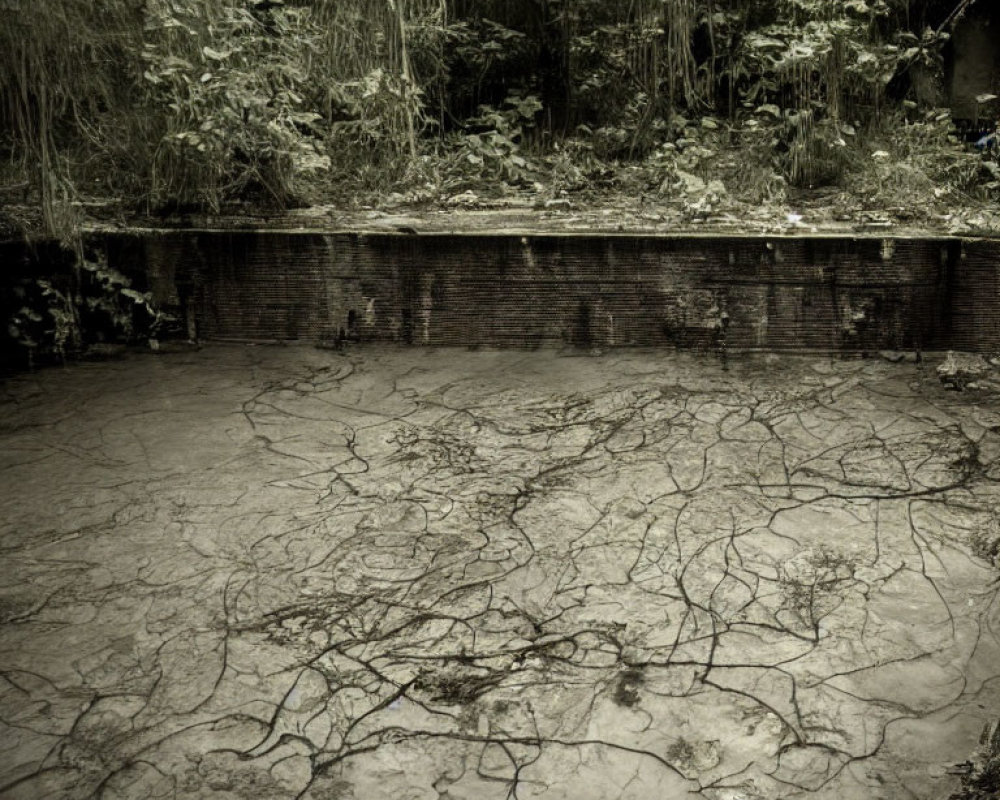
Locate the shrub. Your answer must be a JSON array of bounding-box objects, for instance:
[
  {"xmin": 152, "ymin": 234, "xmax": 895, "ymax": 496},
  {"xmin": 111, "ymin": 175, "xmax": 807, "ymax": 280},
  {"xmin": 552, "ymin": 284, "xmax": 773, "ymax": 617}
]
[{"xmin": 142, "ymin": 1, "xmax": 330, "ymax": 211}]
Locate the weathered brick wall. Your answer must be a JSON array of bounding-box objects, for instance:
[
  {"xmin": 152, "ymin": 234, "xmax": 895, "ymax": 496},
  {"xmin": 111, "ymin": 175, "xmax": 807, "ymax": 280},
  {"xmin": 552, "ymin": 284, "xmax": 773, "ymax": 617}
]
[
  {"xmin": 118, "ymin": 232, "xmax": 980, "ymax": 352},
  {"xmin": 948, "ymin": 240, "xmax": 1000, "ymax": 352}
]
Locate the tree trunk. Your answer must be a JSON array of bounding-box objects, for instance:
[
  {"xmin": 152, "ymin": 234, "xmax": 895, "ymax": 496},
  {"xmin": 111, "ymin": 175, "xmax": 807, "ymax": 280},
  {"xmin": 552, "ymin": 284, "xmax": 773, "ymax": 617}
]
[{"xmin": 396, "ymin": 0, "xmax": 418, "ymax": 159}]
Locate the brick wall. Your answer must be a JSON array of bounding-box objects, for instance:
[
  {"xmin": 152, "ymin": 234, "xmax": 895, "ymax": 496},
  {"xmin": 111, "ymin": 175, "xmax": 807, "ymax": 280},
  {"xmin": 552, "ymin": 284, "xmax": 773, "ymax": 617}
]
[{"xmin": 95, "ymin": 231, "xmax": 998, "ymax": 352}]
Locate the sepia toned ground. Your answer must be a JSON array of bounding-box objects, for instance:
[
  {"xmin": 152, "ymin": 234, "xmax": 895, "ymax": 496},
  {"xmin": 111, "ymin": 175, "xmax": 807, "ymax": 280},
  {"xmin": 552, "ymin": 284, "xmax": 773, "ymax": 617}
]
[{"xmin": 1, "ymin": 345, "xmax": 999, "ymax": 799}]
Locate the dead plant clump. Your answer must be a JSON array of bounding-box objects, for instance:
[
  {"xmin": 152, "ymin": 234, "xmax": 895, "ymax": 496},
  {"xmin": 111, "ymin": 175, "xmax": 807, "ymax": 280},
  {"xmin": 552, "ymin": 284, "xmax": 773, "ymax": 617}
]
[
  {"xmin": 612, "ymin": 667, "xmax": 644, "ymax": 708},
  {"xmin": 951, "ymin": 720, "xmax": 1000, "ymax": 800},
  {"xmin": 970, "ymin": 512, "xmax": 1000, "ymax": 571}
]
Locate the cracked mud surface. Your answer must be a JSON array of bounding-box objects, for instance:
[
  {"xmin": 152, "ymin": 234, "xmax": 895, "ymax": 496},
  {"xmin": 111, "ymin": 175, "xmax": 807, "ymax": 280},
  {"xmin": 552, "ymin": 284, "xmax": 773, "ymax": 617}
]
[{"xmin": 2, "ymin": 345, "xmax": 999, "ymax": 799}]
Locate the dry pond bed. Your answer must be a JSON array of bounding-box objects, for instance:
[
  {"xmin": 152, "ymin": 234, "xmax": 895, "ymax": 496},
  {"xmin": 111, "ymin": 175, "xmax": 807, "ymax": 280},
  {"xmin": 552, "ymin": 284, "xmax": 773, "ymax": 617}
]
[{"xmin": 1, "ymin": 345, "xmax": 999, "ymax": 799}]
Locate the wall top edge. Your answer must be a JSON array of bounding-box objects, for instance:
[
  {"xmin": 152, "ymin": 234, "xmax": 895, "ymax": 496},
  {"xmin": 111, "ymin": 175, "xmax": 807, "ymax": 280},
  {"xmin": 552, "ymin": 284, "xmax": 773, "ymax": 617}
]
[{"xmin": 72, "ymin": 226, "xmax": 998, "ymax": 243}]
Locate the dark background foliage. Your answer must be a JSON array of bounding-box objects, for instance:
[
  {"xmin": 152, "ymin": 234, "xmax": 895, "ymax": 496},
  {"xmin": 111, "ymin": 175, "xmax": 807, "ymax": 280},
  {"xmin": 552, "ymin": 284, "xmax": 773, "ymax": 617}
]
[{"xmin": 2, "ymin": 0, "xmax": 997, "ymax": 234}]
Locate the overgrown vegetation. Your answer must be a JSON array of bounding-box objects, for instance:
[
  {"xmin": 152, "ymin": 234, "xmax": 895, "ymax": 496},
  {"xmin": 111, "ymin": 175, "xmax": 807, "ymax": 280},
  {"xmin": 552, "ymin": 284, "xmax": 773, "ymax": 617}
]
[
  {"xmin": 2, "ymin": 0, "xmax": 997, "ymax": 367},
  {"xmin": 4, "ymin": 247, "xmax": 174, "ymax": 369},
  {"xmin": 0, "ymin": 0, "xmax": 997, "ymax": 238}
]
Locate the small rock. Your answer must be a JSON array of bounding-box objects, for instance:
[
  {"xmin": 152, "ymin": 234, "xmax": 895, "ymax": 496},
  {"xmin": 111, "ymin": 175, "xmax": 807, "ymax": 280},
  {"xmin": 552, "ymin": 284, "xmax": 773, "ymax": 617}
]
[
  {"xmin": 150, "ymin": 339, "xmax": 201, "ymax": 354},
  {"xmin": 879, "ymin": 350, "xmax": 919, "ymax": 363},
  {"xmin": 691, "ymin": 740, "xmax": 721, "ymax": 771},
  {"xmin": 84, "ymin": 343, "xmax": 127, "ymax": 360},
  {"xmin": 446, "ymin": 190, "xmax": 479, "ymax": 207},
  {"xmin": 384, "ymin": 192, "xmax": 406, "ymax": 208},
  {"xmin": 371, "ymin": 214, "xmax": 420, "ymax": 231}
]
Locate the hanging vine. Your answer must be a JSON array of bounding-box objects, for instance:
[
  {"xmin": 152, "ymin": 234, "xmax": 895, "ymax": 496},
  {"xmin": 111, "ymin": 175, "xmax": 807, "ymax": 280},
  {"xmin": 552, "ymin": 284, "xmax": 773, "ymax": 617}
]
[{"xmin": 0, "ymin": 0, "xmax": 992, "ymax": 228}]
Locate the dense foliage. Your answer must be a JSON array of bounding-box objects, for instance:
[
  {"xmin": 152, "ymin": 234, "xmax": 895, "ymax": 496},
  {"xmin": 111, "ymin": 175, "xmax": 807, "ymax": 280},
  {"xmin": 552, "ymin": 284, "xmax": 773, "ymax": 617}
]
[{"xmin": 0, "ymin": 0, "xmax": 996, "ymax": 237}]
